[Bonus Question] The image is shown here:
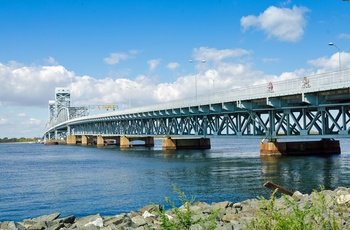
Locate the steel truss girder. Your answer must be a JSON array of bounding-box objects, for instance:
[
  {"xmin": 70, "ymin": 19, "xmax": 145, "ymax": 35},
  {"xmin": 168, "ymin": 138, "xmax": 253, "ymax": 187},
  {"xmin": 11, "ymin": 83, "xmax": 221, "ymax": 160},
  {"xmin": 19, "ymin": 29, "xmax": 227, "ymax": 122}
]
[{"xmin": 66, "ymin": 105, "xmax": 349, "ymax": 139}]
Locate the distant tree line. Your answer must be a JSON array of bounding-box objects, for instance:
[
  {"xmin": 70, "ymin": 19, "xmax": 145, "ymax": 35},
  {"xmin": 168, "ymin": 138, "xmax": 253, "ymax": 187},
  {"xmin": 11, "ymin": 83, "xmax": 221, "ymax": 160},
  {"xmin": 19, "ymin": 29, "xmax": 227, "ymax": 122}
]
[{"xmin": 0, "ymin": 137, "xmax": 41, "ymax": 143}]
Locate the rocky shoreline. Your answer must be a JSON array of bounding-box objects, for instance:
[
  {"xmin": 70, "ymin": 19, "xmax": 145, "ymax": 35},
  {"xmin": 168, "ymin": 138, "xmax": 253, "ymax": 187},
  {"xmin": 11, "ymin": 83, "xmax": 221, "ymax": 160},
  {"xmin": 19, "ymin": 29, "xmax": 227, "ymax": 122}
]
[{"xmin": 1, "ymin": 187, "xmax": 350, "ymax": 229}]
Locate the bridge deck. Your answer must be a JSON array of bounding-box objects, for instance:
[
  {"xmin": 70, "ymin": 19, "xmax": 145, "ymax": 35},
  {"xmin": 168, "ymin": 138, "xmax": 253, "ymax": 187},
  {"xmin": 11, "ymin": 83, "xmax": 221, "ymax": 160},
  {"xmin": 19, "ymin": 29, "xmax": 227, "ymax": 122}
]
[{"xmin": 45, "ymin": 69, "xmax": 350, "ymax": 140}]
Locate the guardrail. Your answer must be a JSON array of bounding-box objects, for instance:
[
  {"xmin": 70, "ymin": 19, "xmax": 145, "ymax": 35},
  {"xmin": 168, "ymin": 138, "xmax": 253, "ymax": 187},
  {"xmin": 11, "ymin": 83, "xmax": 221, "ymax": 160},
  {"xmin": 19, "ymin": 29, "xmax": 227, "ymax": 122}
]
[{"xmin": 118, "ymin": 68, "xmax": 350, "ymax": 113}]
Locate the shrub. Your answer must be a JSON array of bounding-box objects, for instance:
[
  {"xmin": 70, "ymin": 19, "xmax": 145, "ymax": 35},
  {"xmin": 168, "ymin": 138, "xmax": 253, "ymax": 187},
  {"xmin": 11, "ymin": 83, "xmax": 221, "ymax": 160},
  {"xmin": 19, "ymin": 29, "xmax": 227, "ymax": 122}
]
[
  {"xmin": 153, "ymin": 185, "xmax": 220, "ymax": 230},
  {"xmin": 246, "ymin": 186, "xmax": 344, "ymax": 230}
]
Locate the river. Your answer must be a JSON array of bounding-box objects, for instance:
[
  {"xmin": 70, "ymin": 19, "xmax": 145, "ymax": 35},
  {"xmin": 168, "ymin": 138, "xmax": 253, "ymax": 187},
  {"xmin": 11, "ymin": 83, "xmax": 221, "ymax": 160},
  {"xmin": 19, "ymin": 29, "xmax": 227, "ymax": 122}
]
[{"xmin": 1, "ymin": 137, "xmax": 350, "ymax": 222}]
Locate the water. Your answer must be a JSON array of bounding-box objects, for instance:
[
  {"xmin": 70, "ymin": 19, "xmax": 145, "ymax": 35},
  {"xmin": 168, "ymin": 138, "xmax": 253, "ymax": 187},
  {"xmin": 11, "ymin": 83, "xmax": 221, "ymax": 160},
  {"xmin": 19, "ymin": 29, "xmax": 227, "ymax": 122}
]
[{"xmin": 1, "ymin": 138, "xmax": 350, "ymax": 222}]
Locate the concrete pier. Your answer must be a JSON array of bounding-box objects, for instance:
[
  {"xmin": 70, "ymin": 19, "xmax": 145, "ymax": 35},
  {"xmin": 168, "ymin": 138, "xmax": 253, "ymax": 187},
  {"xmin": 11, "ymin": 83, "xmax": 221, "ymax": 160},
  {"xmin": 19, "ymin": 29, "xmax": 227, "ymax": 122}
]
[
  {"xmin": 81, "ymin": 135, "xmax": 95, "ymax": 145},
  {"xmin": 260, "ymin": 138, "xmax": 341, "ymax": 156},
  {"xmin": 96, "ymin": 135, "xmax": 105, "ymax": 147},
  {"xmin": 162, "ymin": 138, "xmax": 211, "ymax": 150},
  {"xmin": 67, "ymin": 135, "xmax": 77, "ymax": 145}
]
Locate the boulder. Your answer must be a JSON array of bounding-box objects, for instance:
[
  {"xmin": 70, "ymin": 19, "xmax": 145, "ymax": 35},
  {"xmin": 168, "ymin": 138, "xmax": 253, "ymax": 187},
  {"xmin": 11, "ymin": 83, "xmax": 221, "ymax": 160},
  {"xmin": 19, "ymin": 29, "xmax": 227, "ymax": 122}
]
[
  {"xmin": 142, "ymin": 211, "xmax": 155, "ymax": 219},
  {"xmin": 74, "ymin": 214, "xmax": 103, "ymax": 228},
  {"xmin": 24, "ymin": 213, "xmax": 60, "ymax": 224},
  {"xmin": 131, "ymin": 215, "xmax": 147, "ymax": 227},
  {"xmin": 337, "ymin": 194, "xmax": 350, "ymax": 205},
  {"xmin": 292, "ymin": 191, "xmax": 304, "ymax": 202},
  {"xmin": 138, "ymin": 204, "xmax": 161, "ymax": 214},
  {"xmin": 0, "ymin": 221, "xmax": 26, "ymax": 230},
  {"xmin": 103, "ymin": 214, "xmax": 126, "ymax": 226},
  {"xmin": 221, "ymin": 213, "xmax": 240, "ymax": 222},
  {"xmin": 56, "ymin": 215, "xmax": 75, "ymax": 224},
  {"xmin": 212, "ymin": 201, "xmax": 230, "ymax": 210}
]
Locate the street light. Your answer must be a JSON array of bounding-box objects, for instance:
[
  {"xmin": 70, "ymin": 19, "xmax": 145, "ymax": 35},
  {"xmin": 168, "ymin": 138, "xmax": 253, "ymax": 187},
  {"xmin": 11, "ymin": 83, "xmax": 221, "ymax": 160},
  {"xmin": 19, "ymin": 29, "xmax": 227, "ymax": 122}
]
[
  {"xmin": 189, "ymin": 59, "xmax": 206, "ymax": 99},
  {"xmin": 328, "ymin": 42, "xmax": 341, "ymax": 72}
]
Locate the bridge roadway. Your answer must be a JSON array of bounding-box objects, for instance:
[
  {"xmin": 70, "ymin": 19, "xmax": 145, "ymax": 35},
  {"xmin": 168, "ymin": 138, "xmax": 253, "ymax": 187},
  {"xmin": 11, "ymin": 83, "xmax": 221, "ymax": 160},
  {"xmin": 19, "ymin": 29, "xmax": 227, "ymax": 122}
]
[{"xmin": 45, "ymin": 69, "xmax": 350, "ymax": 155}]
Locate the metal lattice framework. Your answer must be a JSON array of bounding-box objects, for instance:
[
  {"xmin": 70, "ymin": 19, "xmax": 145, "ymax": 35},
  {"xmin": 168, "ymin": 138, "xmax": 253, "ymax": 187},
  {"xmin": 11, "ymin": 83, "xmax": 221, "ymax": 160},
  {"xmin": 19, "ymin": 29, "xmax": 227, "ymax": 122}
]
[
  {"xmin": 65, "ymin": 103, "xmax": 350, "ymax": 140},
  {"xmin": 45, "ymin": 69, "xmax": 350, "ymax": 140}
]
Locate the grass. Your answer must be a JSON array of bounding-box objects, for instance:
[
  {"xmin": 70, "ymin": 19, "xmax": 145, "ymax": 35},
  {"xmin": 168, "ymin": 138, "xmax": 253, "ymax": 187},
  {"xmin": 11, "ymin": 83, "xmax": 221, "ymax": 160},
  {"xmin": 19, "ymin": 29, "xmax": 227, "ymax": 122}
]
[
  {"xmin": 153, "ymin": 185, "xmax": 220, "ymax": 230},
  {"xmin": 246, "ymin": 186, "xmax": 347, "ymax": 230}
]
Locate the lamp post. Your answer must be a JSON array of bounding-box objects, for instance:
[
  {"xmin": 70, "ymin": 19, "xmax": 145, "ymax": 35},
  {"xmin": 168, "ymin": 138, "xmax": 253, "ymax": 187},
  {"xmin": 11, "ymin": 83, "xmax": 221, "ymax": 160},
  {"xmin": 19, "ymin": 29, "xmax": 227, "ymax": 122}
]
[
  {"xmin": 189, "ymin": 59, "xmax": 206, "ymax": 99},
  {"xmin": 209, "ymin": 76, "xmax": 215, "ymax": 94},
  {"xmin": 328, "ymin": 42, "xmax": 341, "ymax": 72}
]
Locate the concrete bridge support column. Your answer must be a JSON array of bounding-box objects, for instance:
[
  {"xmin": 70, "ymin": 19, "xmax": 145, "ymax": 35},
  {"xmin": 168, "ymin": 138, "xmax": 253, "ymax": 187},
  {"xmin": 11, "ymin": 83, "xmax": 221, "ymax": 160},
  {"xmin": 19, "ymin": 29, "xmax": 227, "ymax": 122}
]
[
  {"xmin": 67, "ymin": 135, "xmax": 77, "ymax": 145},
  {"xmin": 82, "ymin": 135, "xmax": 88, "ymax": 145},
  {"xmin": 162, "ymin": 138, "xmax": 211, "ymax": 150},
  {"xmin": 120, "ymin": 136, "xmax": 130, "ymax": 148},
  {"xmin": 82, "ymin": 135, "xmax": 94, "ymax": 145},
  {"xmin": 96, "ymin": 135, "xmax": 105, "ymax": 147},
  {"xmin": 260, "ymin": 138, "xmax": 341, "ymax": 156}
]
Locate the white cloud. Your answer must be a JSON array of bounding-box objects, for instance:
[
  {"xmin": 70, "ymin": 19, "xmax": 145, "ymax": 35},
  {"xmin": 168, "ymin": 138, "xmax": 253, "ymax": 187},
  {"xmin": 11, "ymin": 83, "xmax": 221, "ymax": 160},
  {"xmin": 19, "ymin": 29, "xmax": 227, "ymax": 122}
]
[
  {"xmin": 147, "ymin": 59, "xmax": 161, "ymax": 71},
  {"xmin": 0, "ymin": 62, "xmax": 74, "ymax": 107},
  {"xmin": 104, "ymin": 52, "xmax": 130, "ymax": 65},
  {"xmin": 46, "ymin": 56, "xmax": 59, "ymax": 65},
  {"xmin": 0, "ymin": 118, "xmax": 8, "ymax": 125},
  {"xmin": 193, "ymin": 47, "xmax": 250, "ymax": 63},
  {"xmin": 17, "ymin": 113, "xmax": 27, "ymax": 117},
  {"xmin": 103, "ymin": 50, "xmax": 140, "ymax": 65},
  {"xmin": 167, "ymin": 62, "xmax": 180, "ymax": 70},
  {"xmin": 23, "ymin": 118, "xmax": 42, "ymax": 126},
  {"xmin": 308, "ymin": 52, "xmax": 350, "ymax": 71},
  {"xmin": 241, "ymin": 5, "xmax": 309, "ymax": 42},
  {"xmin": 338, "ymin": 33, "xmax": 350, "ymax": 39},
  {"xmin": 262, "ymin": 58, "xmax": 280, "ymax": 63}
]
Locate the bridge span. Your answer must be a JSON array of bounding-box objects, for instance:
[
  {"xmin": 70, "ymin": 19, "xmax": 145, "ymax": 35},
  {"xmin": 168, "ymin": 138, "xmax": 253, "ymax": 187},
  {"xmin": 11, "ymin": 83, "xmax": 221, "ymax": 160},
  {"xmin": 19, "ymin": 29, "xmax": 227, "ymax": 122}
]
[{"xmin": 44, "ymin": 69, "xmax": 350, "ymax": 155}]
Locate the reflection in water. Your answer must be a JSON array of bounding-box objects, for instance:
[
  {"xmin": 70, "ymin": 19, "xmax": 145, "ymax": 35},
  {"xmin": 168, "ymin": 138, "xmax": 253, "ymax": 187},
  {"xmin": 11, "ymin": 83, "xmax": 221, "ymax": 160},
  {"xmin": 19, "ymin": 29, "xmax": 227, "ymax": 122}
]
[{"xmin": 260, "ymin": 155, "xmax": 343, "ymax": 193}]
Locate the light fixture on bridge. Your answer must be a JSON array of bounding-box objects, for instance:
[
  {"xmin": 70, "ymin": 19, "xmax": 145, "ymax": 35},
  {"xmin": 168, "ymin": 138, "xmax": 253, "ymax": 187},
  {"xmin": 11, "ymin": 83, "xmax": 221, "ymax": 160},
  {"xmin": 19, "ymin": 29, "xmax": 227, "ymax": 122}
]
[
  {"xmin": 189, "ymin": 59, "xmax": 206, "ymax": 100},
  {"xmin": 328, "ymin": 42, "xmax": 341, "ymax": 72}
]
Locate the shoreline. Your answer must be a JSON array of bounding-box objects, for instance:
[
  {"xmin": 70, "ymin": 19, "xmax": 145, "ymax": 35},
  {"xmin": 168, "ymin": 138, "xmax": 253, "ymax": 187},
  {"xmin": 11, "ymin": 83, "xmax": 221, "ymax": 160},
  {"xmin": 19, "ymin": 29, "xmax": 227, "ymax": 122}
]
[
  {"xmin": 1, "ymin": 187, "xmax": 350, "ymax": 229},
  {"xmin": 0, "ymin": 141, "xmax": 37, "ymax": 144}
]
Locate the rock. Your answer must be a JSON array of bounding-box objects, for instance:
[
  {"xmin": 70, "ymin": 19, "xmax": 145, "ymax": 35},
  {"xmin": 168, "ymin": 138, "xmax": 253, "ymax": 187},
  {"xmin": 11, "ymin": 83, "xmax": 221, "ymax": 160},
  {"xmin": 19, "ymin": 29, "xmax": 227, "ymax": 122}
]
[
  {"xmin": 57, "ymin": 215, "xmax": 75, "ymax": 224},
  {"xmin": 117, "ymin": 215, "xmax": 132, "ymax": 229},
  {"xmin": 24, "ymin": 213, "xmax": 60, "ymax": 224},
  {"xmin": 142, "ymin": 211, "xmax": 155, "ymax": 219},
  {"xmin": 212, "ymin": 201, "xmax": 230, "ymax": 210},
  {"xmin": 138, "ymin": 204, "xmax": 161, "ymax": 214},
  {"xmin": 335, "ymin": 187, "xmax": 350, "ymax": 195},
  {"xmin": 74, "ymin": 214, "xmax": 103, "ymax": 228},
  {"xmin": 21, "ymin": 213, "xmax": 63, "ymax": 230},
  {"xmin": 221, "ymin": 213, "xmax": 240, "ymax": 222},
  {"xmin": 292, "ymin": 191, "xmax": 304, "ymax": 202},
  {"xmin": 337, "ymin": 194, "xmax": 350, "ymax": 205},
  {"xmin": 104, "ymin": 214, "xmax": 126, "ymax": 226},
  {"xmin": 85, "ymin": 217, "xmax": 103, "ymax": 227},
  {"xmin": 128, "ymin": 211, "xmax": 139, "ymax": 219},
  {"xmin": 0, "ymin": 221, "xmax": 26, "ymax": 230},
  {"xmin": 131, "ymin": 215, "xmax": 147, "ymax": 227}
]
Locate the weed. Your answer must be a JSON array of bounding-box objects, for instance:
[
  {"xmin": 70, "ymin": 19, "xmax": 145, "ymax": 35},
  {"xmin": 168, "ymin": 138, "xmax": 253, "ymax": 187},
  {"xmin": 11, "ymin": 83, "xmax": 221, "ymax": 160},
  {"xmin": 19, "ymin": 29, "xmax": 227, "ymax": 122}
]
[
  {"xmin": 153, "ymin": 185, "xmax": 220, "ymax": 230},
  {"xmin": 246, "ymin": 186, "xmax": 345, "ymax": 230}
]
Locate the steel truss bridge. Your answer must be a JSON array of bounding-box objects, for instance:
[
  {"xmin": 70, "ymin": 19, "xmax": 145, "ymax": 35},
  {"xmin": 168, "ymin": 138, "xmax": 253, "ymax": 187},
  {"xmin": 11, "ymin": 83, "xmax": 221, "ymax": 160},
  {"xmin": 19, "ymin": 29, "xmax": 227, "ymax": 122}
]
[{"xmin": 45, "ymin": 69, "xmax": 350, "ymax": 141}]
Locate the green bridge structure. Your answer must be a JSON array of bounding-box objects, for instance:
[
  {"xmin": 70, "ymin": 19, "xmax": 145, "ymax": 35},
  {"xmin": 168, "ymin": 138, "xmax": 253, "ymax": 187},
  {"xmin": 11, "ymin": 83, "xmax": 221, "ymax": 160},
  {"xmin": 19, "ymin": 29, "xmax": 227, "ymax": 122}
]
[{"xmin": 44, "ymin": 69, "xmax": 350, "ymax": 155}]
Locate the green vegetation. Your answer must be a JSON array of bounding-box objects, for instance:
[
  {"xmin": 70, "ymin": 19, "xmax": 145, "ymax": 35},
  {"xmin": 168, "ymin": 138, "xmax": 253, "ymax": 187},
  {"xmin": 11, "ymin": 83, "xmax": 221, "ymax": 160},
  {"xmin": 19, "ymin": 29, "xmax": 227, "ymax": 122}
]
[
  {"xmin": 153, "ymin": 185, "xmax": 220, "ymax": 230},
  {"xmin": 247, "ymin": 186, "xmax": 345, "ymax": 230},
  {"xmin": 0, "ymin": 137, "xmax": 40, "ymax": 143}
]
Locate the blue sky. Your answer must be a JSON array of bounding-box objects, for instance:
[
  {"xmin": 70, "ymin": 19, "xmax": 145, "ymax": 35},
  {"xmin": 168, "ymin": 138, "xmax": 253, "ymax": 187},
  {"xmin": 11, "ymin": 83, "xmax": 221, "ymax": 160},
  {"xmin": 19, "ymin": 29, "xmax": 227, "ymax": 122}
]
[{"xmin": 0, "ymin": 0, "xmax": 349, "ymax": 138}]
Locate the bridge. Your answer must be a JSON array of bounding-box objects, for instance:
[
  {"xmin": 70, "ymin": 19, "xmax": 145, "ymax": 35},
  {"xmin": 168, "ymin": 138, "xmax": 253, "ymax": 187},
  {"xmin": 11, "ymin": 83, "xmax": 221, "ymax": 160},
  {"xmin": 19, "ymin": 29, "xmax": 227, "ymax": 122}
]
[{"xmin": 44, "ymin": 69, "xmax": 350, "ymax": 155}]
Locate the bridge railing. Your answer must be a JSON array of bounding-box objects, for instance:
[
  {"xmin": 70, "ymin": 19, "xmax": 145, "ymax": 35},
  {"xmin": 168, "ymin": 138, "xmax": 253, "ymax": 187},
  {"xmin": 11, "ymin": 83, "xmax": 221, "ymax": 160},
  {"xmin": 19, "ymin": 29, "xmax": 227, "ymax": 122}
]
[{"xmin": 124, "ymin": 69, "xmax": 350, "ymax": 113}]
